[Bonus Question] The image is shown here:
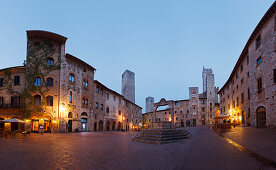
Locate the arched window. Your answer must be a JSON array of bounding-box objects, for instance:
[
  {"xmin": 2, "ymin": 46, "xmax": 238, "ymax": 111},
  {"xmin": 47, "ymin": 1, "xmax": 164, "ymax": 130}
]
[
  {"xmin": 46, "ymin": 78, "xmax": 54, "ymax": 87},
  {"xmin": 81, "ymin": 112, "xmax": 88, "ymax": 116},
  {"xmin": 47, "ymin": 58, "xmax": 54, "ymax": 66},
  {"xmin": 68, "ymin": 112, "xmax": 73, "ymax": 118},
  {"xmin": 69, "ymin": 74, "xmax": 75, "ymax": 83},
  {"xmin": 34, "ymin": 77, "xmax": 41, "ymax": 86},
  {"xmin": 69, "ymin": 91, "xmax": 72, "ymax": 103},
  {"xmin": 46, "ymin": 96, "xmax": 53, "ymax": 106},
  {"xmin": 34, "ymin": 95, "xmax": 41, "ymax": 106}
]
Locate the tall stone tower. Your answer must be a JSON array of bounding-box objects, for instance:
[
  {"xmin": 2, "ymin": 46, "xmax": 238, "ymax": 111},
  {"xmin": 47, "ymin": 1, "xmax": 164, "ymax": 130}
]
[
  {"xmin": 202, "ymin": 67, "xmax": 213, "ymax": 93},
  {"xmin": 122, "ymin": 70, "xmax": 135, "ymax": 103},
  {"xmin": 146, "ymin": 97, "xmax": 154, "ymax": 113},
  {"xmin": 189, "ymin": 87, "xmax": 199, "ymax": 125},
  {"xmin": 202, "ymin": 67, "xmax": 216, "ymax": 123}
]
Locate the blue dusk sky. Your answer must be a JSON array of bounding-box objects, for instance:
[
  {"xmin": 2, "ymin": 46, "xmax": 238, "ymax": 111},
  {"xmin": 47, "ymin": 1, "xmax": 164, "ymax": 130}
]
[{"xmin": 0, "ymin": 0, "xmax": 274, "ymax": 112}]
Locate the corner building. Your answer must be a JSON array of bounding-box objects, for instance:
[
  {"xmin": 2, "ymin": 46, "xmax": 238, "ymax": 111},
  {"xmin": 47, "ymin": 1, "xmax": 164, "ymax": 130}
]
[{"xmin": 0, "ymin": 30, "xmax": 142, "ymax": 133}]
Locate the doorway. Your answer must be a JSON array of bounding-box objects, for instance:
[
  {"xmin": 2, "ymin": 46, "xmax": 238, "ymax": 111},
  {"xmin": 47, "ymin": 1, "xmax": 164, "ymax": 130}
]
[
  {"xmin": 256, "ymin": 107, "xmax": 266, "ymax": 128},
  {"xmin": 68, "ymin": 120, "xmax": 72, "ymax": 132},
  {"xmin": 81, "ymin": 118, "xmax": 87, "ymax": 132}
]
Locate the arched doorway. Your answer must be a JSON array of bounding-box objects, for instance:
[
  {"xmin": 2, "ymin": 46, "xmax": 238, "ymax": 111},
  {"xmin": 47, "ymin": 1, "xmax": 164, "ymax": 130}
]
[
  {"xmin": 0, "ymin": 117, "xmax": 4, "ymax": 130},
  {"xmin": 98, "ymin": 120, "xmax": 103, "ymax": 131},
  {"xmin": 106, "ymin": 121, "xmax": 110, "ymax": 131},
  {"xmin": 181, "ymin": 120, "xmax": 184, "ymax": 127},
  {"xmin": 68, "ymin": 112, "xmax": 73, "ymax": 132},
  {"xmin": 94, "ymin": 122, "xmax": 97, "ymax": 131},
  {"xmin": 81, "ymin": 118, "xmax": 87, "ymax": 132},
  {"xmin": 117, "ymin": 122, "xmax": 121, "ymax": 131},
  {"xmin": 112, "ymin": 121, "xmax": 116, "ymax": 131},
  {"xmin": 256, "ymin": 107, "xmax": 266, "ymax": 128}
]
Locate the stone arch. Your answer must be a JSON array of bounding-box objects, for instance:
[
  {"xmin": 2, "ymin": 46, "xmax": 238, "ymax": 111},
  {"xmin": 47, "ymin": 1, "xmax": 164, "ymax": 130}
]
[
  {"xmin": 98, "ymin": 120, "xmax": 103, "ymax": 131},
  {"xmin": 256, "ymin": 106, "xmax": 266, "ymax": 128},
  {"xmin": 81, "ymin": 112, "xmax": 88, "ymax": 117},
  {"xmin": 106, "ymin": 120, "xmax": 110, "ymax": 131}
]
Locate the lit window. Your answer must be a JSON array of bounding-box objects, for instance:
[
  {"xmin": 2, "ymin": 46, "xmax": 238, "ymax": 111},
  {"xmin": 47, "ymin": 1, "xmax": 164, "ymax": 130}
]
[
  {"xmin": 69, "ymin": 74, "xmax": 75, "ymax": 83},
  {"xmin": 47, "ymin": 58, "xmax": 54, "ymax": 66},
  {"xmin": 34, "ymin": 77, "xmax": 41, "ymax": 86}
]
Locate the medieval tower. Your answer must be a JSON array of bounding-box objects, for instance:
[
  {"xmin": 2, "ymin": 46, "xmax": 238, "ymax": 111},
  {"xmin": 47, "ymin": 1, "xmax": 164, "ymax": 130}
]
[
  {"xmin": 202, "ymin": 67, "xmax": 216, "ymax": 121},
  {"xmin": 122, "ymin": 70, "xmax": 135, "ymax": 103},
  {"xmin": 145, "ymin": 96, "xmax": 154, "ymax": 113}
]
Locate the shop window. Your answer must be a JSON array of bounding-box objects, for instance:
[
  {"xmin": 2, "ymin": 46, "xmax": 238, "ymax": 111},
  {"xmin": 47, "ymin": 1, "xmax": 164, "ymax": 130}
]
[
  {"xmin": 46, "ymin": 96, "xmax": 53, "ymax": 106},
  {"xmin": 34, "ymin": 77, "xmax": 41, "ymax": 86},
  {"xmin": 34, "ymin": 95, "xmax": 41, "ymax": 106},
  {"xmin": 46, "ymin": 78, "xmax": 54, "ymax": 87},
  {"xmin": 14, "ymin": 76, "xmax": 20, "ymax": 85}
]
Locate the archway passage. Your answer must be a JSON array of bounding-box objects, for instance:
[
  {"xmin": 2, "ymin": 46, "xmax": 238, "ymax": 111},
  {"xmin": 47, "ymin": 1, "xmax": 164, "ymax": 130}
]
[
  {"xmin": 98, "ymin": 121, "xmax": 103, "ymax": 131},
  {"xmin": 106, "ymin": 121, "xmax": 110, "ymax": 131},
  {"xmin": 112, "ymin": 121, "xmax": 115, "ymax": 131},
  {"xmin": 68, "ymin": 112, "xmax": 73, "ymax": 132},
  {"xmin": 256, "ymin": 107, "xmax": 266, "ymax": 128}
]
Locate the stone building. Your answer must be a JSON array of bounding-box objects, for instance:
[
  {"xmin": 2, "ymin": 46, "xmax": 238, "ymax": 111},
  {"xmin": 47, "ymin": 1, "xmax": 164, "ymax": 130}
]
[
  {"xmin": 218, "ymin": 2, "xmax": 276, "ymax": 128},
  {"xmin": 143, "ymin": 67, "xmax": 219, "ymax": 128},
  {"xmin": 0, "ymin": 30, "xmax": 142, "ymax": 133}
]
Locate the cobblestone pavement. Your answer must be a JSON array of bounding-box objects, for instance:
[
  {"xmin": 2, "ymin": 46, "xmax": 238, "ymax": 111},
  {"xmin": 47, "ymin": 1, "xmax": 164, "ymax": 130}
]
[{"xmin": 0, "ymin": 126, "xmax": 274, "ymax": 170}]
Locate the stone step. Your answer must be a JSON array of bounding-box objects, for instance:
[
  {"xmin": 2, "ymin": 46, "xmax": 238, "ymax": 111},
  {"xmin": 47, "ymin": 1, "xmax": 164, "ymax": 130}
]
[{"xmin": 136, "ymin": 132, "xmax": 190, "ymax": 138}]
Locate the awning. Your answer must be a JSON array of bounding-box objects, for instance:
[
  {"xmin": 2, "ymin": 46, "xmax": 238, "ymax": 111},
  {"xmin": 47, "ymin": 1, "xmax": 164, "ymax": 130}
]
[
  {"xmin": 0, "ymin": 118, "xmax": 26, "ymax": 123},
  {"xmin": 214, "ymin": 115, "xmax": 231, "ymax": 119}
]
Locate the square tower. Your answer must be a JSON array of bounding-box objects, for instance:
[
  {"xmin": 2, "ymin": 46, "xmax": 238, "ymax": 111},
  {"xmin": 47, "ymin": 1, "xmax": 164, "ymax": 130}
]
[
  {"xmin": 122, "ymin": 70, "xmax": 135, "ymax": 103},
  {"xmin": 146, "ymin": 96, "xmax": 154, "ymax": 113}
]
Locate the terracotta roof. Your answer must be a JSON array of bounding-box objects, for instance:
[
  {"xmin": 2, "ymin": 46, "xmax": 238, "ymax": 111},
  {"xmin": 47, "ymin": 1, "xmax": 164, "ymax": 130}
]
[
  {"xmin": 218, "ymin": 2, "xmax": 276, "ymax": 93},
  {"xmin": 27, "ymin": 30, "xmax": 67, "ymax": 44},
  {"xmin": 66, "ymin": 53, "xmax": 96, "ymax": 71},
  {"xmin": 0, "ymin": 66, "xmax": 26, "ymax": 72},
  {"xmin": 94, "ymin": 80, "xmax": 142, "ymax": 109}
]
